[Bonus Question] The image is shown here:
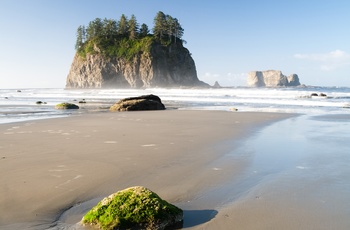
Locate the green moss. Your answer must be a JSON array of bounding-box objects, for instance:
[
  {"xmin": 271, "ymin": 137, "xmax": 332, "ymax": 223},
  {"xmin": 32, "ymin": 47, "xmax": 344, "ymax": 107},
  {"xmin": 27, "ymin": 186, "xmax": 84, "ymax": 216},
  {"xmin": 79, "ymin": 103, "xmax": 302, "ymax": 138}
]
[
  {"xmin": 55, "ymin": 103, "xmax": 79, "ymax": 109},
  {"xmin": 82, "ymin": 186, "xmax": 183, "ymax": 230},
  {"xmin": 77, "ymin": 36, "xmax": 154, "ymax": 61}
]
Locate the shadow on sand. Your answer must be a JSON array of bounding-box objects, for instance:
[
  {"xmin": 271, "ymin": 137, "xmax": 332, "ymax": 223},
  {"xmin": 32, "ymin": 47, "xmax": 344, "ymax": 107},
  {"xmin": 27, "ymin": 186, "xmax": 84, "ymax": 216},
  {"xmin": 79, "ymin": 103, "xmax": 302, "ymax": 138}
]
[{"xmin": 182, "ymin": 209, "xmax": 218, "ymax": 228}]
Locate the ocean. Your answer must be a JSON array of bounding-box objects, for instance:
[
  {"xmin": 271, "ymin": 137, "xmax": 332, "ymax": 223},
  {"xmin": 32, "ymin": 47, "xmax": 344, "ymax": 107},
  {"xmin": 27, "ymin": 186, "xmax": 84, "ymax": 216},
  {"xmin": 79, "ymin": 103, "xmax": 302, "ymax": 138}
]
[{"xmin": 1, "ymin": 86, "xmax": 350, "ymax": 124}]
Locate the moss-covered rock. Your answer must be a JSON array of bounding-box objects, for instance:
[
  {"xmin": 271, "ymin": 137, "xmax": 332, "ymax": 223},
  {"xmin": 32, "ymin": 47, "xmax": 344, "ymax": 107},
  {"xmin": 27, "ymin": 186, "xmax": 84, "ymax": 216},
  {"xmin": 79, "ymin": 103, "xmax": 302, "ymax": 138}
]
[
  {"xmin": 81, "ymin": 186, "xmax": 183, "ymax": 230},
  {"xmin": 55, "ymin": 102, "xmax": 79, "ymax": 109},
  {"xmin": 110, "ymin": 95, "xmax": 165, "ymax": 111}
]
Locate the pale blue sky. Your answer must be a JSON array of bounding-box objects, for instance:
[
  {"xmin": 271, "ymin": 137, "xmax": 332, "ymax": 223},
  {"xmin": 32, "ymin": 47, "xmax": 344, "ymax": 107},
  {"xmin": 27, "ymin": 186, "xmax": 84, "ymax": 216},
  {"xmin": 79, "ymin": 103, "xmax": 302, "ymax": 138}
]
[{"xmin": 0, "ymin": 0, "xmax": 349, "ymax": 88}]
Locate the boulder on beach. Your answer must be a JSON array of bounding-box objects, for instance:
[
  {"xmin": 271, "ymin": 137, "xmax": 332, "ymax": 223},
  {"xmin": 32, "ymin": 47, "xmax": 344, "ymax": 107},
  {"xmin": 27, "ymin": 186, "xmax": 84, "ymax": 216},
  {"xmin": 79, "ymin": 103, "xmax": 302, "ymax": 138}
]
[
  {"xmin": 81, "ymin": 186, "xmax": 183, "ymax": 230},
  {"xmin": 55, "ymin": 103, "xmax": 79, "ymax": 109},
  {"xmin": 110, "ymin": 94, "xmax": 165, "ymax": 111}
]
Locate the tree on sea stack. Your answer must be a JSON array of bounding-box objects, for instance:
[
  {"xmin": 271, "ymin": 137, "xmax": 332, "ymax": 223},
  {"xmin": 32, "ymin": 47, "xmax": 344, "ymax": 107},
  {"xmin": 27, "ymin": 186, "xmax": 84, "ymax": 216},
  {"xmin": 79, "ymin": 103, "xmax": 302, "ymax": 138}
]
[
  {"xmin": 66, "ymin": 11, "xmax": 209, "ymax": 89},
  {"xmin": 81, "ymin": 186, "xmax": 183, "ymax": 230}
]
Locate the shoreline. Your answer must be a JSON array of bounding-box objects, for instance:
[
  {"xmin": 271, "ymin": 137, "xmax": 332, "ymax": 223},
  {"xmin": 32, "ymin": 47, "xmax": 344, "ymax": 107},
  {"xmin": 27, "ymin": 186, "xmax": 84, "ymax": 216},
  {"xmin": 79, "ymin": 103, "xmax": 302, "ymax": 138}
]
[{"xmin": 0, "ymin": 110, "xmax": 293, "ymax": 229}]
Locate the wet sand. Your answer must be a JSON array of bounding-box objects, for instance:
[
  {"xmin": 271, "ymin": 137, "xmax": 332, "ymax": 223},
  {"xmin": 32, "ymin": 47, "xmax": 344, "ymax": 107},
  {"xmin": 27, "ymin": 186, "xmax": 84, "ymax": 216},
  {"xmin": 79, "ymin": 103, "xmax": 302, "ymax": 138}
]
[
  {"xmin": 0, "ymin": 110, "xmax": 293, "ymax": 229},
  {"xmin": 194, "ymin": 114, "xmax": 350, "ymax": 230},
  {"xmin": 2, "ymin": 111, "xmax": 350, "ymax": 230}
]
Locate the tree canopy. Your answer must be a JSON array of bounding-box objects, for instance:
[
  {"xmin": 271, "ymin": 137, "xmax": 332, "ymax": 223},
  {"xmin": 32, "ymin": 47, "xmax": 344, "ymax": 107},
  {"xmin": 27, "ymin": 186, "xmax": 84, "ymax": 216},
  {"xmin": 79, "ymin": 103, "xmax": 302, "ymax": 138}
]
[{"xmin": 75, "ymin": 11, "xmax": 184, "ymax": 56}]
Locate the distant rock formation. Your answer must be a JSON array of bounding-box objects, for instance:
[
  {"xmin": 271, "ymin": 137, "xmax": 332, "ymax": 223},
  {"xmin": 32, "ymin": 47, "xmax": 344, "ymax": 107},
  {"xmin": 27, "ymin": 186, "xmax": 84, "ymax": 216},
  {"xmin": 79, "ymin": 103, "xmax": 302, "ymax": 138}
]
[
  {"xmin": 212, "ymin": 81, "xmax": 222, "ymax": 88},
  {"xmin": 110, "ymin": 94, "xmax": 165, "ymax": 111},
  {"xmin": 66, "ymin": 42, "xmax": 209, "ymax": 89},
  {"xmin": 247, "ymin": 70, "xmax": 301, "ymax": 87}
]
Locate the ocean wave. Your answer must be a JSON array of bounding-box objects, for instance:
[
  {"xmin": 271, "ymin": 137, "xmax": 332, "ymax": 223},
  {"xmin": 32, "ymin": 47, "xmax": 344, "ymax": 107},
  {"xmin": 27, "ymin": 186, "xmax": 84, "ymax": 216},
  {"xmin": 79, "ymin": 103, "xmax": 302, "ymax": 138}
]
[{"xmin": 1, "ymin": 87, "xmax": 350, "ymax": 124}]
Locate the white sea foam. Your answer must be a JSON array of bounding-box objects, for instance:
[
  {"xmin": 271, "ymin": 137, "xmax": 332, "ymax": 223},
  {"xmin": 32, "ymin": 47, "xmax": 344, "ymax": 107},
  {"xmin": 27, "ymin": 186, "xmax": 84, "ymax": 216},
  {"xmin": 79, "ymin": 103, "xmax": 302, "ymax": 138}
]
[{"xmin": 1, "ymin": 87, "xmax": 350, "ymax": 124}]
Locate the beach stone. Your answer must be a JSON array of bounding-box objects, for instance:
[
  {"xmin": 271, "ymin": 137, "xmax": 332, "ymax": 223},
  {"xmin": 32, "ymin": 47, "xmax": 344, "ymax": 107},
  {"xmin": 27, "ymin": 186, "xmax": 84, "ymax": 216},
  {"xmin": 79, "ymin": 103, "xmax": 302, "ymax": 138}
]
[
  {"xmin": 110, "ymin": 94, "xmax": 165, "ymax": 111},
  {"xmin": 55, "ymin": 102, "xmax": 79, "ymax": 109},
  {"xmin": 81, "ymin": 186, "xmax": 183, "ymax": 230}
]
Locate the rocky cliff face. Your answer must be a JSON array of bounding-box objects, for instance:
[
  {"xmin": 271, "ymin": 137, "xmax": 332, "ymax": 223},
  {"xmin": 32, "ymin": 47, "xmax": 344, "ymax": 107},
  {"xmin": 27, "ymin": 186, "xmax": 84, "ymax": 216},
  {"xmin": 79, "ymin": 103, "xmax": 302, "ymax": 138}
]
[
  {"xmin": 66, "ymin": 42, "xmax": 208, "ymax": 88},
  {"xmin": 247, "ymin": 70, "xmax": 300, "ymax": 87}
]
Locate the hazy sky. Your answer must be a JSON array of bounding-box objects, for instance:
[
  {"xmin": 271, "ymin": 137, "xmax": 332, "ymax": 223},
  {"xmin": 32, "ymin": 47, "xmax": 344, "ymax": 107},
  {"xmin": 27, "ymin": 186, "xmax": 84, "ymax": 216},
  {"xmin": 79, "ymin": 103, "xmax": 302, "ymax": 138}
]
[{"xmin": 1, "ymin": 0, "xmax": 349, "ymax": 88}]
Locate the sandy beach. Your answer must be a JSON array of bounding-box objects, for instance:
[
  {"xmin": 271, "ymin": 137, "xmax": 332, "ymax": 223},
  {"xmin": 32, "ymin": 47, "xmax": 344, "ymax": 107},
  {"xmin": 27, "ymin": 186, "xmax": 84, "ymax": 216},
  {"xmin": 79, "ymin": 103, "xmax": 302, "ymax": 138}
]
[{"xmin": 1, "ymin": 110, "xmax": 350, "ymax": 229}]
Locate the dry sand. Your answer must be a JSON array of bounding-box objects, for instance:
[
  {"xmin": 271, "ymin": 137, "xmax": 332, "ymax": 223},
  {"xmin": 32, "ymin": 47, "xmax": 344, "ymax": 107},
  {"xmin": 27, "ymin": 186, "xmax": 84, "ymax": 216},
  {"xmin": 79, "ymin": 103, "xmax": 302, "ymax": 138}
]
[{"xmin": 0, "ymin": 110, "xmax": 292, "ymax": 229}]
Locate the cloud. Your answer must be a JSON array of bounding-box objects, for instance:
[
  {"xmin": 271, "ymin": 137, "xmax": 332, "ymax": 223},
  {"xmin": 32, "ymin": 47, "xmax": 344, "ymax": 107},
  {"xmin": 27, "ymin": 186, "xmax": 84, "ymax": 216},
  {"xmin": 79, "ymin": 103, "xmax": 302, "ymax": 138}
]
[{"xmin": 294, "ymin": 50, "xmax": 350, "ymax": 71}]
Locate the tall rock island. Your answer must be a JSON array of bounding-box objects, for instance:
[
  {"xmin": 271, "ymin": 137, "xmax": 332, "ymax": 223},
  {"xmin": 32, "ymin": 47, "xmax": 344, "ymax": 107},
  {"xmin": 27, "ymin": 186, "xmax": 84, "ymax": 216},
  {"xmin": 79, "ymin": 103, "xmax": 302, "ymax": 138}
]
[
  {"xmin": 247, "ymin": 70, "xmax": 301, "ymax": 87},
  {"xmin": 66, "ymin": 12, "xmax": 208, "ymax": 88},
  {"xmin": 66, "ymin": 41, "xmax": 207, "ymax": 88}
]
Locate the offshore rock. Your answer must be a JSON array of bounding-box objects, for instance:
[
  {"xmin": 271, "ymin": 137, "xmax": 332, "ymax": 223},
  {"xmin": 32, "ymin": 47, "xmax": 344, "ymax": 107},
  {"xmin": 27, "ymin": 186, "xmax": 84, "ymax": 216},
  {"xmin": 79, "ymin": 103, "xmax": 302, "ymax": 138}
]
[
  {"xmin": 212, "ymin": 81, "xmax": 222, "ymax": 88},
  {"xmin": 247, "ymin": 70, "xmax": 301, "ymax": 87},
  {"xmin": 110, "ymin": 94, "xmax": 165, "ymax": 111},
  {"xmin": 81, "ymin": 186, "xmax": 183, "ymax": 230},
  {"xmin": 66, "ymin": 42, "xmax": 209, "ymax": 88}
]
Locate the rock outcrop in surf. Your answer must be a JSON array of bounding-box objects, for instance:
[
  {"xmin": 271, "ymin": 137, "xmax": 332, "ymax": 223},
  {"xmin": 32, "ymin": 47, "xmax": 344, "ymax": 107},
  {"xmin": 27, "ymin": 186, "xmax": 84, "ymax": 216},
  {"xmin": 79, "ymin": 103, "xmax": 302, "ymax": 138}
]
[{"xmin": 247, "ymin": 70, "xmax": 301, "ymax": 87}]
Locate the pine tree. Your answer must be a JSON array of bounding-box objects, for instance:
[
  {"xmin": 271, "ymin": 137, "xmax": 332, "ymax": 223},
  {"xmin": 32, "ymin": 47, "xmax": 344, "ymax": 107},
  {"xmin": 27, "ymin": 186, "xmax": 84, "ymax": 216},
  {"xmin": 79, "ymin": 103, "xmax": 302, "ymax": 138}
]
[
  {"xmin": 117, "ymin": 14, "xmax": 129, "ymax": 36},
  {"xmin": 139, "ymin": 23, "xmax": 149, "ymax": 37},
  {"xmin": 75, "ymin": 25, "xmax": 86, "ymax": 50},
  {"xmin": 128, "ymin": 14, "xmax": 139, "ymax": 40},
  {"xmin": 166, "ymin": 15, "xmax": 174, "ymax": 42},
  {"xmin": 102, "ymin": 18, "xmax": 118, "ymax": 39},
  {"xmin": 153, "ymin": 11, "xmax": 167, "ymax": 41},
  {"xmin": 173, "ymin": 18, "xmax": 184, "ymax": 43},
  {"xmin": 86, "ymin": 18, "xmax": 104, "ymax": 40}
]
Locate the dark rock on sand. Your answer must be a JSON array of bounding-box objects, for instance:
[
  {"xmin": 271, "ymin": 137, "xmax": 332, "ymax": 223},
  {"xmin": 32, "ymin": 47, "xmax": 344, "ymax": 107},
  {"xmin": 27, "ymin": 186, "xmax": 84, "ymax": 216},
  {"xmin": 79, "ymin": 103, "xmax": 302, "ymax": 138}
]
[{"xmin": 110, "ymin": 94, "xmax": 165, "ymax": 111}]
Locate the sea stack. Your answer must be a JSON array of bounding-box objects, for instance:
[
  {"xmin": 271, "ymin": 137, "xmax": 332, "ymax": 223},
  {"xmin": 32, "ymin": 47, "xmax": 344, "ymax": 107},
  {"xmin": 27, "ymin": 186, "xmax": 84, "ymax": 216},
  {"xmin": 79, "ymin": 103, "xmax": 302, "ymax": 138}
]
[
  {"xmin": 247, "ymin": 70, "xmax": 301, "ymax": 87},
  {"xmin": 65, "ymin": 12, "xmax": 208, "ymax": 89}
]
